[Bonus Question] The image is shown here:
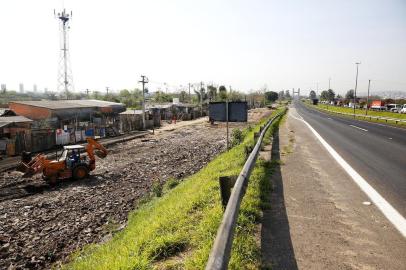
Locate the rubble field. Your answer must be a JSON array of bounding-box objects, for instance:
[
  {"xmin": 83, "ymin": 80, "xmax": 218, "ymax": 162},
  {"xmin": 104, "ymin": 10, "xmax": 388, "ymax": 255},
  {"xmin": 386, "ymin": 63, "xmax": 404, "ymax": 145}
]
[{"xmin": 0, "ymin": 109, "xmax": 272, "ymax": 269}]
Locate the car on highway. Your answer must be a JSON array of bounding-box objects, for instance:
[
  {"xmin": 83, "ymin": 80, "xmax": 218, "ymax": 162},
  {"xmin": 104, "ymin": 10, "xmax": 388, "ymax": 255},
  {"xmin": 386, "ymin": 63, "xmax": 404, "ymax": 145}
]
[
  {"xmin": 400, "ymin": 104, "xmax": 406, "ymax": 114},
  {"xmin": 387, "ymin": 104, "xmax": 403, "ymax": 113}
]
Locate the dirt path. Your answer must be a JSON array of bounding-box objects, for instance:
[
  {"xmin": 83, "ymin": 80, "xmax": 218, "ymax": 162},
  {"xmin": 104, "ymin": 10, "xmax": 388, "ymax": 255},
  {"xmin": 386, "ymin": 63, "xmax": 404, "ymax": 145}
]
[
  {"xmin": 260, "ymin": 107, "xmax": 406, "ymax": 269},
  {"xmin": 0, "ymin": 109, "xmax": 270, "ymax": 270}
]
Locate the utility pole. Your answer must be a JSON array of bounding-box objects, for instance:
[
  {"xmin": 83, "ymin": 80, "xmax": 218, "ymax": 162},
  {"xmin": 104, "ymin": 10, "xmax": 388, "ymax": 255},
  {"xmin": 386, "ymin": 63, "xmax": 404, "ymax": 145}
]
[
  {"xmin": 329, "ymin": 77, "xmax": 331, "ymax": 89},
  {"xmin": 354, "ymin": 62, "xmax": 361, "ymax": 117},
  {"xmin": 86, "ymin": 88, "xmax": 90, "ymax": 98},
  {"xmin": 200, "ymin": 81, "xmax": 204, "ymax": 116},
  {"xmin": 139, "ymin": 75, "xmax": 149, "ymax": 129},
  {"xmin": 366, "ymin": 79, "xmax": 371, "ymax": 115},
  {"xmin": 106, "ymin": 87, "xmax": 109, "ymax": 96},
  {"xmin": 188, "ymin": 83, "xmax": 191, "ymax": 103}
]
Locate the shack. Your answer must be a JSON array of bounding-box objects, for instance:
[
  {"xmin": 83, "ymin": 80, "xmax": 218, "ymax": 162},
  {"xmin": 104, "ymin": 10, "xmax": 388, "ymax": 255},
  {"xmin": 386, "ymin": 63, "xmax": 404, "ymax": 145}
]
[
  {"xmin": 8, "ymin": 100, "xmax": 126, "ymax": 150},
  {"xmin": 146, "ymin": 103, "xmax": 198, "ymax": 121},
  {"xmin": 119, "ymin": 109, "xmax": 161, "ymax": 132},
  {"xmin": 0, "ymin": 116, "xmax": 33, "ymax": 156}
]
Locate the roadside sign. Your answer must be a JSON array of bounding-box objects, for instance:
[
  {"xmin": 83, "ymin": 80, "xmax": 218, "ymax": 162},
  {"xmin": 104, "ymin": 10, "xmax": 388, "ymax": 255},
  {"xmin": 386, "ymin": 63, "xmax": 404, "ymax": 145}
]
[{"xmin": 209, "ymin": 101, "xmax": 248, "ymax": 122}]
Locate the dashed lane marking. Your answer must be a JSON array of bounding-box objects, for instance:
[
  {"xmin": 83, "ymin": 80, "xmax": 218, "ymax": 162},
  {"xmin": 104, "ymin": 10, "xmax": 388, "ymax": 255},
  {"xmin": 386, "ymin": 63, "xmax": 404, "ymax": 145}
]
[{"xmin": 349, "ymin": 125, "xmax": 368, "ymax": 132}]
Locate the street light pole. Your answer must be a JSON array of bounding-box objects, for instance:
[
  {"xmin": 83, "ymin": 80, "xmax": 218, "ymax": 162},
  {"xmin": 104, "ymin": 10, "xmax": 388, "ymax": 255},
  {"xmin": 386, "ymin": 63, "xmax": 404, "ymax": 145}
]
[
  {"xmin": 353, "ymin": 62, "xmax": 361, "ymax": 117},
  {"xmin": 366, "ymin": 79, "xmax": 371, "ymax": 115}
]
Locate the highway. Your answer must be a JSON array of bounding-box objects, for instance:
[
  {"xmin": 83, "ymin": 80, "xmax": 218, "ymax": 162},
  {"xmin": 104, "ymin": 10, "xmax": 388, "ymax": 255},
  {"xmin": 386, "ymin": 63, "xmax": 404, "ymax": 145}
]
[{"xmin": 294, "ymin": 101, "xmax": 406, "ymax": 217}]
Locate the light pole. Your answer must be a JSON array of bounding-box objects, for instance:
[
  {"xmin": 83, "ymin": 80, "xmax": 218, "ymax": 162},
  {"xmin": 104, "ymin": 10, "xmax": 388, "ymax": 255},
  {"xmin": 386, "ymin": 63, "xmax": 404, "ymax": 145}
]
[
  {"xmin": 366, "ymin": 79, "xmax": 371, "ymax": 115},
  {"xmin": 353, "ymin": 62, "xmax": 361, "ymax": 117}
]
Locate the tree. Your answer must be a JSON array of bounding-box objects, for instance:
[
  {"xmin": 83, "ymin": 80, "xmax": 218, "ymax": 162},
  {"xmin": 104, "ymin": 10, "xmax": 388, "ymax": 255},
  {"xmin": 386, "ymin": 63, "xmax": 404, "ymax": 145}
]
[
  {"xmin": 207, "ymin": 85, "xmax": 217, "ymax": 101},
  {"xmin": 179, "ymin": 91, "xmax": 188, "ymax": 103},
  {"xmin": 285, "ymin": 90, "xmax": 291, "ymax": 99},
  {"xmin": 278, "ymin": 91, "xmax": 285, "ymax": 100},
  {"xmin": 265, "ymin": 91, "xmax": 278, "ymax": 102},
  {"xmin": 218, "ymin": 85, "xmax": 227, "ymax": 101},
  {"xmin": 228, "ymin": 91, "xmax": 243, "ymax": 101},
  {"xmin": 327, "ymin": 89, "xmax": 335, "ymax": 101},
  {"xmin": 320, "ymin": 90, "xmax": 329, "ymax": 101},
  {"xmin": 336, "ymin": 94, "xmax": 342, "ymax": 99},
  {"xmin": 345, "ymin": 89, "xmax": 354, "ymax": 99},
  {"xmin": 309, "ymin": 90, "xmax": 317, "ymax": 100}
]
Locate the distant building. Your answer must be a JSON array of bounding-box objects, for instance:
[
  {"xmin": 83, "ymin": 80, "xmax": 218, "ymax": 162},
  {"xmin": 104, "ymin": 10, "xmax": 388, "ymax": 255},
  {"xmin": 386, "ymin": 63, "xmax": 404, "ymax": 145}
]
[{"xmin": 19, "ymin": 83, "xmax": 24, "ymax": 93}]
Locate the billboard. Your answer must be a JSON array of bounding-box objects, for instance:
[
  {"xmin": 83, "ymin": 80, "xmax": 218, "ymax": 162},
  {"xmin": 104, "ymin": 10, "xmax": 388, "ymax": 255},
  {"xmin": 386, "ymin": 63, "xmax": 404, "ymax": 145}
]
[{"xmin": 209, "ymin": 101, "xmax": 248, "ymax": 122}]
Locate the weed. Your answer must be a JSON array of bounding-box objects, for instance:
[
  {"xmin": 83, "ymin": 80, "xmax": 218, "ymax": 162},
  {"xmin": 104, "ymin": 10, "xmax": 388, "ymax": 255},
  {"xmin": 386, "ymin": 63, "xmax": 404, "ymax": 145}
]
[
  {"xmin": 152, "ymin": 180, "xmax": 163, "ymax": 197},
  {"xmin": 164, "ymin": 178, "xmax": 180, "ymax": 190}
]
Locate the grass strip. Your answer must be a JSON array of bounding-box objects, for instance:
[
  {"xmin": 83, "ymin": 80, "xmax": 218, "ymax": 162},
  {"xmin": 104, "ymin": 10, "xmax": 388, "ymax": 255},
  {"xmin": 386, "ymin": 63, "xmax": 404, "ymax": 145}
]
[
  {"xmin": 63, "ymin": 108, "xmax": 285, "ymax": 270},
  {"xmin": 305, "ymin": 102, "xmax": 406, "ymax": 126}
]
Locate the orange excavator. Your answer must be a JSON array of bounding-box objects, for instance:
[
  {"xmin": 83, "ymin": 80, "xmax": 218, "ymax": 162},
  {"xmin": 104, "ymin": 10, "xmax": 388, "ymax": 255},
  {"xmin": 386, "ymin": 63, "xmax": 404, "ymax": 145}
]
[{"xmin": 18, "ymin": 138, "xmax": 108, "ymax": 184}]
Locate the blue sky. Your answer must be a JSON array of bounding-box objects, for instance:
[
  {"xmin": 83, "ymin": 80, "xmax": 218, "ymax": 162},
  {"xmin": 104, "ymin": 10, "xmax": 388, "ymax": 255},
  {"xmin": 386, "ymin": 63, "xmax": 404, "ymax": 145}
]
[{"xmin": 0, "ymin": 0, "xmax": 405, "ymax": 96}]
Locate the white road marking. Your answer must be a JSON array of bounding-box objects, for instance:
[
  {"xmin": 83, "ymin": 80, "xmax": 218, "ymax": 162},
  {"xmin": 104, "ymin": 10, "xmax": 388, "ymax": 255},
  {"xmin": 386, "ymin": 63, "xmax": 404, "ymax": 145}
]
[
  {"xmin": 389, "ymin": 138, "xmax": 393, "ymax": 140},
  {"xmin": 290, "ymin": 111, "xmax": 406, "ymax": 238},
  {"xmin": 349, "ymin": 125, "xmax": 368, "ymax": 132}
]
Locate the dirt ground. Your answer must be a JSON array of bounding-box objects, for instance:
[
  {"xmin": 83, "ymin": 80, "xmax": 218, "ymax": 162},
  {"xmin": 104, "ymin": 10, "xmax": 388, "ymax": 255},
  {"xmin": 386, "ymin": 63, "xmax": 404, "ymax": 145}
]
[
  {"xmin": 260, "ymin": 107, "xmax": 406, "ymax": 270},
  {"xmin": 0, "ymin": 108, "xmax": 271, "ymax": 270}
]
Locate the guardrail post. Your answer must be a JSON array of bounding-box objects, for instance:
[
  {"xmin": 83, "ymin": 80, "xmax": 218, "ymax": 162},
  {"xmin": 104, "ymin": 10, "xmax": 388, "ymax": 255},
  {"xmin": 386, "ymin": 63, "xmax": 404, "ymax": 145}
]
[
  {"xmin": 219, "ymin": 176, "xmax": 237, "ymax": 209},
  {"xmin": 244, "ymin": 145, "xmax": 253, "ymax": 160},
  {"xmin": 254, "ymin": 132, "xmax": 259, "ymax": 143},
  {"xmin": 219, "ymin": 176, "xmax": 231, "ymax": 209}
]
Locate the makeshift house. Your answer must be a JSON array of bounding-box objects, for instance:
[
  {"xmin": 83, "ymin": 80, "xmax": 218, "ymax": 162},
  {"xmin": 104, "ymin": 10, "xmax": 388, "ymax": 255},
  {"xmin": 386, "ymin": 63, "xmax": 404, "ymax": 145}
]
[
  {"xmin": 8, "ymin": 100, "xmax": 126, "ymax": 150},
  {"xmin": 0, "ymin": 116, "xmax": 33, "ymax": 156}
]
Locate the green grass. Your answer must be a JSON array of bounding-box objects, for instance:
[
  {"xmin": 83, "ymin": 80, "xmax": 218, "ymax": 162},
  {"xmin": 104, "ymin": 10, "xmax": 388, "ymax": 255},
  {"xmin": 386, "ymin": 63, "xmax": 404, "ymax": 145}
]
[
  {"xmin": 306, "ymin": 102, "xmax": 406, "ymax": 126},
  {"xmin": 62, "ymin": 108, "xmax": 286, "ymax": 270}
]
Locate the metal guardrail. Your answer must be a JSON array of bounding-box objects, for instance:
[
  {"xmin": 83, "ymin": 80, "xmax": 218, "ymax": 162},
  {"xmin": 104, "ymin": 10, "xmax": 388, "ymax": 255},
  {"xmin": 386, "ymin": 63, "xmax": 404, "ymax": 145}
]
[
  {"xmin": 318, "ymin": 107, "xmax": 406, "ymax": 124},
  {"xmin": 205, "ymin": 109, "xmax": 286, "ymax": 270}
]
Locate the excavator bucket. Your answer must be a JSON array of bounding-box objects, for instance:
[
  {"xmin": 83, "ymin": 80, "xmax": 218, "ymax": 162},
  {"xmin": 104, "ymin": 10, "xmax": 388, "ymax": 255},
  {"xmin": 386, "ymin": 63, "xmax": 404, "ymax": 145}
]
[
  {"xmin": 17, "ymin": 154, "xmax": 45, "ymax": 178},
  {"xmin": 16, "ymin": 151, "xmax": 33, "ymax": 173},
  {"xmin": 16, "ymin": 162, "xmax": 30, "ymax": 173}
]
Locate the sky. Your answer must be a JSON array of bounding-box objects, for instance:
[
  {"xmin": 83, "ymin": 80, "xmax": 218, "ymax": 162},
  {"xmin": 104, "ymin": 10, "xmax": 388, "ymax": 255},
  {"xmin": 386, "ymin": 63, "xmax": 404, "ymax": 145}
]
[{"xmin": 0, "ymin": 0, "xmax": 406, "ymax": 96}]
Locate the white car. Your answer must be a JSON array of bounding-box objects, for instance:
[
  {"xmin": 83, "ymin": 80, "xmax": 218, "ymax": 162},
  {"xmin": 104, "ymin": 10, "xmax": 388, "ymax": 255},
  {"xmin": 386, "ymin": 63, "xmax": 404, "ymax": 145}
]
[
  {"xmin": 400, "ymin": 104, "xmax": 406, "ymax": 114},
  {"xmin": 387, "ymin": 104, "xmax": 403, "ymax": 113}
]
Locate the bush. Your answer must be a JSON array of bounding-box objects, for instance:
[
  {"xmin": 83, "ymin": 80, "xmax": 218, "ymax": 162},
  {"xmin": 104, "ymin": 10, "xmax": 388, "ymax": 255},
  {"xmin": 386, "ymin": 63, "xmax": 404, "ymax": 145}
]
[{"xmin": 231, "ymin": 128, "xmax": 244, "ymax": 147}]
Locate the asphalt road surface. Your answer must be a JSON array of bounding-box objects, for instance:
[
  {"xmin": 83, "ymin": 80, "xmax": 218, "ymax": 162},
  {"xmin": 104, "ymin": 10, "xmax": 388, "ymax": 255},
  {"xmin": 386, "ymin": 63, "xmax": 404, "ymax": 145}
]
[{"xmin": 294, "ymin": 101, "xmax": 406, "ymax": 217}]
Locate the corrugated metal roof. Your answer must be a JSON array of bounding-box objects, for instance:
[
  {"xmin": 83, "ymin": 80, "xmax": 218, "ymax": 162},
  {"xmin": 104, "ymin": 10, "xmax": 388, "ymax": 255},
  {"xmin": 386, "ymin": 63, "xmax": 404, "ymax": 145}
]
[
  {"xmin": 65, "ymin": 99, "xmax": 125, "ymax": 107},
  {"xmin": 10, "ymin": 99, "xmax": 125, "ymax": 110},
  {"xmin": 0, "ymin": 116, "xmax": 33, "ymax": 127},
  {"xmin": 120, "ymin": 110, "xmax": 147, "ymax": 115}
]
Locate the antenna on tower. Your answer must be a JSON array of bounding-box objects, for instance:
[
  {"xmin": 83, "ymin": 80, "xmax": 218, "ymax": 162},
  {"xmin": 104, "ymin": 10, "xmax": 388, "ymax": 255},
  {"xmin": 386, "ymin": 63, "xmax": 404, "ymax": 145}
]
[{"xmin": 55, "ymin": 7, "xmax": 74, "ymax": 99}]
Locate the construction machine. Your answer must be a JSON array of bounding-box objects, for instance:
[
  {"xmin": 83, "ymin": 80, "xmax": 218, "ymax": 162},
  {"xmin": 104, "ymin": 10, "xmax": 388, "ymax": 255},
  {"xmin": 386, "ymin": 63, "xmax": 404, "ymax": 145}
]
[{"xmin": 18, "ymin": 138, "xmax": 108, "ymax": 184}]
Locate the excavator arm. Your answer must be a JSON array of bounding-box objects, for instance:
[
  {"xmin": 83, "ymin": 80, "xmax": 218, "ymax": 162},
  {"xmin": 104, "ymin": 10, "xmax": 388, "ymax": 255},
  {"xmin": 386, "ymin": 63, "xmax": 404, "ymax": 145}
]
[{"xmin": 86, "ymin": 138, "xmax": 108, "ymax": 170}]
